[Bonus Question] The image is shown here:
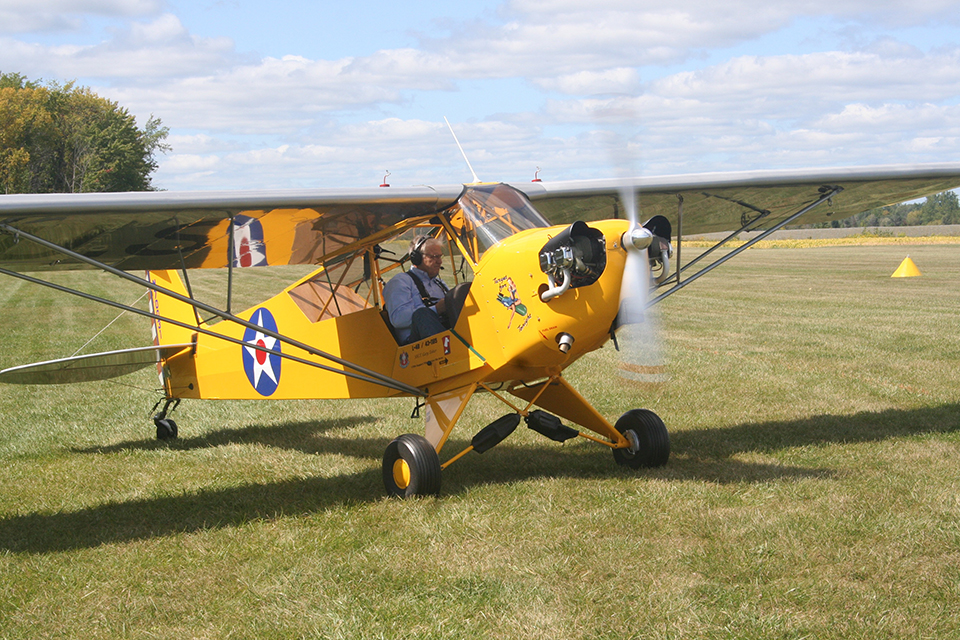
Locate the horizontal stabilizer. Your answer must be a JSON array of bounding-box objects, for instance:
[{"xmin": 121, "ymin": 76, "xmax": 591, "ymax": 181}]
[{"xmin": 0, "ymin": 344, "xmax": 192, "ymax": 385}]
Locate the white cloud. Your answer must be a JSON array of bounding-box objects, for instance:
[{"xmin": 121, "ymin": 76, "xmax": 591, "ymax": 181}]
[
  {"xmin": 638, "ymin": 48, "xmax": 960, "ymax": 126},
  {"xmin": 0, "ymin": 0, "xmax": 162, "ymax": 34},
  {"xmin": 0, "ymin": 15, "xmax": 236, "ymax": 81},
  {"xmin": 535, "ymin": 68, "xmax": 641, "ymax": 95},
  {"xmin": 4, "ymin": 1, "xmax": 960, "ymax": 190},
  {"xmin": 507, "ymin": 0, "xmax": 960, "ymax": 28},
  {"xmin": 162, "ymin": 153, "xmax": 221, "ymax": 173}
]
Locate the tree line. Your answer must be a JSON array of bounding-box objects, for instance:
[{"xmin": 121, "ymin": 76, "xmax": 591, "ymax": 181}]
[
  {"xmin": 0, "ymin": 72, "xmax": 168, "ymax": 194},
  {"xmin": 814, "ymin": 190, "xmax": 960, "ymax": 228}
]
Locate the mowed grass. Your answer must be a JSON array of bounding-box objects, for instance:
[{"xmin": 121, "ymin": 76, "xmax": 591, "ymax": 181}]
[{"xmin": 1, "ymin": 243, "xmax": 959, "ymax": 639}]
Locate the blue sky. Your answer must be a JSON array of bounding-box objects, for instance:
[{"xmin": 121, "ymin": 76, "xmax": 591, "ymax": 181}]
[{"xmin": 2, "ymin": 0, "xmax": 959, "ymax": 191}]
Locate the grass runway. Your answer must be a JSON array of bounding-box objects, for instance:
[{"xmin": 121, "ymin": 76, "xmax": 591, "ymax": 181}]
[{"xmin": 1, "ymin": 242, "xmax": 958, "ymax": 638}]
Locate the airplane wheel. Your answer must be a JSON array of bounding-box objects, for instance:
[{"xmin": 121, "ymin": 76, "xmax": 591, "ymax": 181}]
[
  {"xmin": 382, "ymin": 434, "xmax": 441, "ymax": 498},
  {"xmin": 155, "ymin": 417, "xmax": 178, "ymax": 440},
  {"xmin": 612, "ymin": 409, "xmax": 669, "ymax": 469}
]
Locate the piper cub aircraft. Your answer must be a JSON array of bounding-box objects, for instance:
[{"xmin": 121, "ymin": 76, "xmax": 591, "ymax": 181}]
[{"xmin": 2, "ymin": 163, "xmax": 959, "ymax": 497}]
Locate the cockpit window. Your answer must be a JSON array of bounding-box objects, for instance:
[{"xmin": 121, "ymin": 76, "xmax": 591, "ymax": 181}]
[{"xmin": 448, "ymin": 184, "xmax": 550, "ymax": 262}]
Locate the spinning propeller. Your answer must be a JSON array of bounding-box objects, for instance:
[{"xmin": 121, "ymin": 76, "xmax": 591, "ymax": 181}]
[
  {"xmin": 615, "ymin": 185, "xmax": 669, "ymax": 387},
  {"xmin": 583, "ymin": 97, "xmax": 669, "ymax": 385}
]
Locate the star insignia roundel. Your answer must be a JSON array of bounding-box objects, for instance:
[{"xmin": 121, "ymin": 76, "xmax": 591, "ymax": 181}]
[{"xmin": 241, "ymin": 308, "xmax": 281, "ymax": 396}]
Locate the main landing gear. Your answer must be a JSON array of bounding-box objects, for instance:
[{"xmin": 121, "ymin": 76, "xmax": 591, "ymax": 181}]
[
  {"xmin": 381, "ymin": 406, "xmax": 670, "ymax": 498},
  {"xmin": 382, "ymin": 434, "xmax": 442, "ymax": 498},
  {"xmin": 611, "ymin": 409, "xmax": 670, "ymax": 469}
]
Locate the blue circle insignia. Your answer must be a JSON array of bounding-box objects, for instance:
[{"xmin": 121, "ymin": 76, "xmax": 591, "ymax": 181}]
[{"xmin": 241, "ymin": 308, "xmax": 281, "ymax": 396}]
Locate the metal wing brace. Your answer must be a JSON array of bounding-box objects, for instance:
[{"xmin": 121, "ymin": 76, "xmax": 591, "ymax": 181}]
[
  {"xmin": 651, "ymin": 185, "xmax": 844, "ymax": 304},
  {"xmin": 0, "ymin": 221, "xmax": 424, "ymax": 397}
]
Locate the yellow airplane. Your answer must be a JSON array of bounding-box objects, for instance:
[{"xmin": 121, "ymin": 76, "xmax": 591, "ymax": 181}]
[{"xmin": 2, "ymin": 164, "xmax": 959, "ymax": 497}]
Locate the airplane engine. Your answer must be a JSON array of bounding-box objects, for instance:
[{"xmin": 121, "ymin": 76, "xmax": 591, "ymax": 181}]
[
  {"xmin": 642, "ymin": 215, "xmax": 674, "ymax": 284},
  {"xmin": 538, "ymin": 220, "xmax": 606, "ymax": 301}
]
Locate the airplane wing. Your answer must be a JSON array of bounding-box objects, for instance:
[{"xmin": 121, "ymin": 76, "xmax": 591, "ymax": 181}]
[
  {"xmin": 1, "ymin": 163, "xmax": 959, "ymax": 274},
  {"xmin": 0, "ymin": 186, "xmax": 464, "ymax": 272},
  {"xmin": 519, "ymin": 163, "xmax": 960, "ymax": 235},
  {"xmin": 1, "ymin": 163, "xmax": 957, "ymax": 396}
]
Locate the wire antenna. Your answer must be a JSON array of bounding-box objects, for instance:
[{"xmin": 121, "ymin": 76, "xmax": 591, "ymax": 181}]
[{"xmin": 444, "ymin": 116, "xmax": 481, "ymax": 184}]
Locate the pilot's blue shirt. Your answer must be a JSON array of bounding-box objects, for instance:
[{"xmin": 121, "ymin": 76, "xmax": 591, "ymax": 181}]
[{"xmin": 383, "ymin": 266, "xmax": 447, "ymax": 343}]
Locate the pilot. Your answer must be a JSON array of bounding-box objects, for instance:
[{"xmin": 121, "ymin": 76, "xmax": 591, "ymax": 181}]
[{"xmin": 383, "ymin": 236, "xmax": 449, "ymax": 344}]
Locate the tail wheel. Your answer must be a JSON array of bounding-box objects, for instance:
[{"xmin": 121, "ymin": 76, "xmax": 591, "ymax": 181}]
[
  {"xmin": 612, "ymin": 409, "xmax": 670, "ymax": 469},
  {"xmin": 382, "ymin": 434, "xmax": 442, "ymax": 498},
  {"xmin": 154, "ymin": 417, "xmax": 178, "ymax": 440}
]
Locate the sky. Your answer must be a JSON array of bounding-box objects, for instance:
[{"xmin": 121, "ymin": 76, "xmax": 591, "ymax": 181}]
[{"xmin": 2, "ymin": 0, "xmax": 960, "ymax": 192}]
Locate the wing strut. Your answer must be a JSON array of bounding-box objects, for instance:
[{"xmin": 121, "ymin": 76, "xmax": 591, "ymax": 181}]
[
  {"xmin": 675, "ymin": 194, "xmax": 683, "ymax": 288},
  {"xmin": 672, "ymin": 203, "xmax": 772, "ymax": 280},
  {"xmin": 226, "ymin": 213, "xmax": 235, "ymax": 315},
  {"xmin": 0, "ymin": 222, "xmax": 425, "ymax": 397},
  {"xmin": 651, "ymin": 185, "xmax": 843, "ymax": 305},
  {"xmin": 172, "ymin": 220, "xmax": 204, "ymax": 326}
]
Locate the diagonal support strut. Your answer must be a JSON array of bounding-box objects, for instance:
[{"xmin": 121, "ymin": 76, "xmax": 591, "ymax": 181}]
[
  {"xmin": 0, "ymin": 222, "xmax": 424, "ymax": 397},
  {"xmin": 650, "ymin": 186, "xmax": 843, "ymax": 306}
]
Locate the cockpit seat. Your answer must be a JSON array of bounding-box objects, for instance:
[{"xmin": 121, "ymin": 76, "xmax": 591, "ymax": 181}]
[
  {"xmin": 443, "ymin": 281, "xmax": 472, "ymax": 330},
  {"xmin": 380, "ymin": 281, "xmax": 472, "ymax": 345}
]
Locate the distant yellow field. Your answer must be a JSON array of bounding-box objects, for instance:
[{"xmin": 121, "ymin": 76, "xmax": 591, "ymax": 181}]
[{"xmin": 685, "ymin": 233, "xmax": 960, "ymax": 249}]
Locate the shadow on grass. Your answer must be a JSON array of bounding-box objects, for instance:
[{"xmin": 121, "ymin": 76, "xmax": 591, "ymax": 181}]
[
  {"xmin": 3, "ymin": 404, "xmax": 958, "ymax": 554},
  {"xmin": 71, "ymin": 415, "xmax": 381, "ymax": 457},
  {"xmin": 672, "ymin": 403, "xmax": 960, "ymax": 462}
]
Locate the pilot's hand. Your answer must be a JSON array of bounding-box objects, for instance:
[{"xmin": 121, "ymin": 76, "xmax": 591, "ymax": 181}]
[{"xmin": 434, "ymin": 297, "xmax": 446, "ymax": 314}]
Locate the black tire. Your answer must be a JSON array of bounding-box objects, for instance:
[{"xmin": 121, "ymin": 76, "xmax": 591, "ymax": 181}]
[
  {"xmin": 155, "ymin": 417, "xmax": 178, "ymax": 440},
  {"xmin": 612, "ymin": 409, "xmax": 669, "ymax": 469},
  {"xmin": 382, "ymin": 434, "xmax": 442, "ymax": 498}
]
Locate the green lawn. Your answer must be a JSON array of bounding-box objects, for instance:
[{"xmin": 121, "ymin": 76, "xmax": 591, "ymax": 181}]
[{"xmin": 1, "ymin": 243, "xmax": 958, "ymax": 639}]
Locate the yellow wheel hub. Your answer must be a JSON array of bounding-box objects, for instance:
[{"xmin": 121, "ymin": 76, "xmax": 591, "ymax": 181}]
[{"xmin": 392, "ymin": 459, "xmax": 411, "ymax": 489}]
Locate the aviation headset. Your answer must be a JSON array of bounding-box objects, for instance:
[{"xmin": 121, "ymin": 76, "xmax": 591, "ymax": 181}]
[{"xmin": 409, "ymin": 235, "xmax": 430, "ymax": 267}]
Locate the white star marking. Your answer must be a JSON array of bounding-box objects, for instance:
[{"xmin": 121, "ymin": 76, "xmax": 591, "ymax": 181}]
[{"xmin": 243, "ymin": 310, "xmax": 279, "ymax": 389}]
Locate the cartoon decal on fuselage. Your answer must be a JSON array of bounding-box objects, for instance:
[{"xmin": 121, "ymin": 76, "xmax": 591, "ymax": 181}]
[{"xmin": 495, "ymin": 275, "xmax": 530, "ymax": 331}]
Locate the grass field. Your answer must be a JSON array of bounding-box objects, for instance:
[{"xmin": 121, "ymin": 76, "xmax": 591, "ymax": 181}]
[{"xmin": 1, "ymin": 243, "xmax": 958, "ymax": 639}]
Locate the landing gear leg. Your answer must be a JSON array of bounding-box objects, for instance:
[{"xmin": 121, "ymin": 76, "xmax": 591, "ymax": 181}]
[
  {"xmin": 612, "ymin": 409, "xmax": 670, "ymax": 469},
  {"xmin": 152, "ymin": 398, "xmax": 180, "ymax": 440}
]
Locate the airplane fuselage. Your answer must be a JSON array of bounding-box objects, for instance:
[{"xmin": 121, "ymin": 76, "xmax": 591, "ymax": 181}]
[{"xmin": 151, "ymin": 189, "xmax": 633, "ymax": 403}]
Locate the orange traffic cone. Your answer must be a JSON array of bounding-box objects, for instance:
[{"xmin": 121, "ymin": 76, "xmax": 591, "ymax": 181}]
[{"xmin": 891, "ymin": 256, "xmax": 922, "ymax": 278}]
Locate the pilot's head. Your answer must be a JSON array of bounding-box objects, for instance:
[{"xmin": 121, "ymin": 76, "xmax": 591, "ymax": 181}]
[{"xmin": 411, "ymin": 236, "xmax": 445, "ymax": 278}]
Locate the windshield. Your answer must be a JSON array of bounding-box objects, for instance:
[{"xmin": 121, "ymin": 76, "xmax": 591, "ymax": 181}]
[{"xmin": 448, "ymin": 184, "xmax": 550, "ymax": 262}]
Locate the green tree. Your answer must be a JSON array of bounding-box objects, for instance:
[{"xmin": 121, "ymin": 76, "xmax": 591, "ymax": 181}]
[
  {"xmin": 0, "ymin": 83, "xmax": 56, "ymax": 193},
  {"xmin": 0, "ymin": 73, "xmax": 169, "ymax": 194},
  {"xmin": 811, "ymin": 192, "xmax": 959, "ymax": 229},
  {"xmin": 917, "ymin": 191, "xmax": 959, "ymax": 226}
]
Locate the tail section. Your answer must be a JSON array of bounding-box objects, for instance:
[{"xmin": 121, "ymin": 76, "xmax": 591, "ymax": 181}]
[{"xmin": 146, "ymin": 269, "xmax": 200, "ymax": 398}]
